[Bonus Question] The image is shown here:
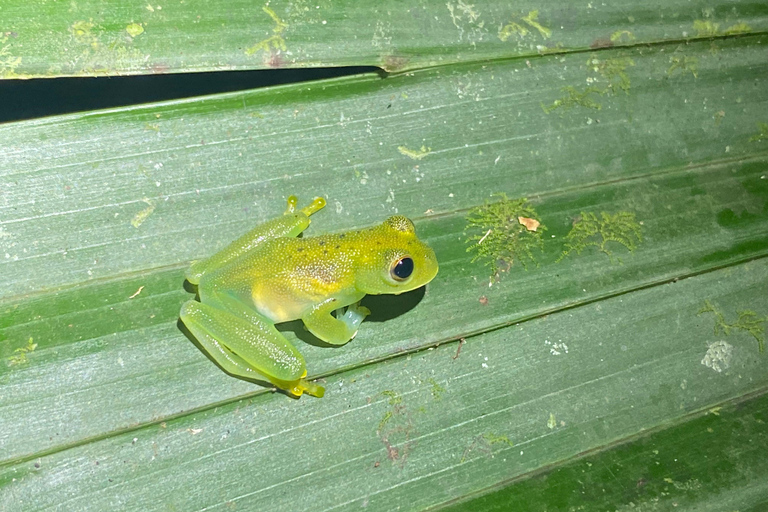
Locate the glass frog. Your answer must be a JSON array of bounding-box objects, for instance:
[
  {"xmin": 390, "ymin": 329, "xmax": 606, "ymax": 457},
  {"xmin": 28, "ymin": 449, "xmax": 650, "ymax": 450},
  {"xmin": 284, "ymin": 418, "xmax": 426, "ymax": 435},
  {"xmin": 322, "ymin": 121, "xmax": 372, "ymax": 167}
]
[{"xmin": 180, "ymin": 195, "xmax": 438, "ymax": 398}]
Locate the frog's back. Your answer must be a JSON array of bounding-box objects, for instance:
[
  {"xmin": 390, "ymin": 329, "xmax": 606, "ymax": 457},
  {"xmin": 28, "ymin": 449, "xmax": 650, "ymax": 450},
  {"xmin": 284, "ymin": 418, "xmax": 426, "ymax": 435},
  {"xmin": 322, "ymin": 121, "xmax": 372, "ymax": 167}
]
[{"xmin": 209, "ymin": 233, "xmax": 361, "ymax": 322}]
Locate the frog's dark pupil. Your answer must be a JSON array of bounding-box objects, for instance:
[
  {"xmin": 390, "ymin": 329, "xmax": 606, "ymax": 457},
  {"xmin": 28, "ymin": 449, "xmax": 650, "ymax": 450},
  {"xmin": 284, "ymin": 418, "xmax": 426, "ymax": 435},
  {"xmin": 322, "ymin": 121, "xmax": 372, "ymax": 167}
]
[{"xmin": 392, "ymin": 257, "xmax": 414, "ymax": 280}]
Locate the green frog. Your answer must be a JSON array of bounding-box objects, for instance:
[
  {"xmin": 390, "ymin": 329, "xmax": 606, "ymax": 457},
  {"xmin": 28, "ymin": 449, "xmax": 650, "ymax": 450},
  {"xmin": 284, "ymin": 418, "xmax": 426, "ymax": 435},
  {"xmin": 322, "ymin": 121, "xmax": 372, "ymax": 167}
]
[{"xmin": 181, "ymin": 195, "xmax": 438, "ymax": 397}]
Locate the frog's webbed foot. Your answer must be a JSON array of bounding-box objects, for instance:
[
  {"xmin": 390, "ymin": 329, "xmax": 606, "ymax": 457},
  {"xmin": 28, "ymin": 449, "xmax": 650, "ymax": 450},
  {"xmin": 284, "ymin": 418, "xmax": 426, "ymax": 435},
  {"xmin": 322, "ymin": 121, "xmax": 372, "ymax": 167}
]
[
  {"xmin": 303, "ymin": 298, "xmax": 369, "ymax": 346},
  {"xmin": 335, "ymin": 302, "xmax": 371, "ymax": 339}
]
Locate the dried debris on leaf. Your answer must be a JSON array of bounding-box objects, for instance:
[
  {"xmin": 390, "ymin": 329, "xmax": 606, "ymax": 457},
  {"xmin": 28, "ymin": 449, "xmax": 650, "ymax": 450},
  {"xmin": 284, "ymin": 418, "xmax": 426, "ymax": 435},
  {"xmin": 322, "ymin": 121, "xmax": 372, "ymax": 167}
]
[{"xmin": 377, "ymin": 390, "xmax": 416, "ymax": 466}]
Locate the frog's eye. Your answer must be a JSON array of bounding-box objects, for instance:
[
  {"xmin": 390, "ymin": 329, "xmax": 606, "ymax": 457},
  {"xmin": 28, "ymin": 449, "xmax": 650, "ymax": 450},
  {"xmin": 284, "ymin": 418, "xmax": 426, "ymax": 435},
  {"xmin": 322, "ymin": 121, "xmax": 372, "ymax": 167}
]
[{"xmin": 391, "ymin": 256, "xmax": 414, "ymax": 281}]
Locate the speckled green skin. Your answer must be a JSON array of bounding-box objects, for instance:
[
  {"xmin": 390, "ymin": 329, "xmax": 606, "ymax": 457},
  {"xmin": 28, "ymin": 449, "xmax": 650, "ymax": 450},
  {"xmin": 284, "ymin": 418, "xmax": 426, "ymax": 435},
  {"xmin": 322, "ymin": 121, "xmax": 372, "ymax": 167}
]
[{"xmin": 180, "ymin": 196, "xmax": 438, "ymax": 397}]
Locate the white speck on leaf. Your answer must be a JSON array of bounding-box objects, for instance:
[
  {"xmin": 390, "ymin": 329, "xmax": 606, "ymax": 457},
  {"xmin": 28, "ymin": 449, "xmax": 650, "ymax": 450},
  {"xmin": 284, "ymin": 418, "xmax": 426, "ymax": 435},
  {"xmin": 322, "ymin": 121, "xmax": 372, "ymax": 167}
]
[
  {"xmin": 701, "ymin": 340, "xmax": 733, "ymax": 373},
  {"xmin": 544, "ymin": 339, "xmax": 568, "ymax": 355}
]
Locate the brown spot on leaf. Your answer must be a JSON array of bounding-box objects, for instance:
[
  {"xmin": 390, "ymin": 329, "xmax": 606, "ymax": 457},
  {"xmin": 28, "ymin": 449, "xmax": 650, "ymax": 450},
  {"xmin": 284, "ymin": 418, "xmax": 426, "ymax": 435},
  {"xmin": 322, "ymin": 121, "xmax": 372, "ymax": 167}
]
[
  {"xmin": 590, "ymin": 38, "xmax": 614, "ymax": 49},
  {"xmin": 518, "ymin": 216, "xmax": 540, "ymax": 231}
]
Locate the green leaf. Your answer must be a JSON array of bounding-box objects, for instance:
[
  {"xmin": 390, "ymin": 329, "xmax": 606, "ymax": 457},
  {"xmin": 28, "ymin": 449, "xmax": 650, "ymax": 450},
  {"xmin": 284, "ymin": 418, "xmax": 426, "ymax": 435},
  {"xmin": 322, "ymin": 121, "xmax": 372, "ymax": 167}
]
[
  {"xmin": 1, "ymin": 0, "xmax": 766, "ymax": 76},
  {"xmin": 443, "ymin": 391, "xmax": 768, "ymax": 511},
  {"xmin": 2, "ymin": 5, "xmax": 768, "ymax": 511}
]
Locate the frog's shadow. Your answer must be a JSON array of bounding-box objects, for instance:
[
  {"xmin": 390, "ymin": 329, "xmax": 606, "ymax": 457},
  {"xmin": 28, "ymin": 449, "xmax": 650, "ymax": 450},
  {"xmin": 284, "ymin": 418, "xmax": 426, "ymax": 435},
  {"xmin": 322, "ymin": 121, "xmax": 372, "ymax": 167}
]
[{"xmin": 279, "ymin": 286, "xmax": 427, "ymax": 348}]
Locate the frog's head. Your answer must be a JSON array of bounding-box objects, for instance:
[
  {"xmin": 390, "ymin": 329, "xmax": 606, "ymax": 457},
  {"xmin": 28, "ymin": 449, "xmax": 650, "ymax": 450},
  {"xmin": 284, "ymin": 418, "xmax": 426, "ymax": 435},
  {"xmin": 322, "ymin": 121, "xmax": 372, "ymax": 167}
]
[{"xmin": 355, "ymin": 216, "xmax": 438, "ymax": 295}]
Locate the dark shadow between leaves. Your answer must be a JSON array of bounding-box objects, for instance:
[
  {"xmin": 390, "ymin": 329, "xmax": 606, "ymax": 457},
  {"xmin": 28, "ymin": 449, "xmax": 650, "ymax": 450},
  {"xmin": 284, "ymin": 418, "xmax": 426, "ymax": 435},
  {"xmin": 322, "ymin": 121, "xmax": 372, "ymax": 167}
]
[{"xmin": 0, "ymin": 66, "xmax": 384, "ymax": 124}]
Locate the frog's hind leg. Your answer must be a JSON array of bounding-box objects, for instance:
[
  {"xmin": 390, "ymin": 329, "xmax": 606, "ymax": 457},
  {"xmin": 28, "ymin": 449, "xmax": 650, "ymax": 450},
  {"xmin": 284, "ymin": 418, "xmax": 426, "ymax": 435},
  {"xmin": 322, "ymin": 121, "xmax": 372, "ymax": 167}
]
[
  {"xmin": 180, "ymin": 300, "xmax": 324, "ymax": 397},
  {"xmin": 186, "ymin": 195, "xmax": 327, "ymax": 284}
]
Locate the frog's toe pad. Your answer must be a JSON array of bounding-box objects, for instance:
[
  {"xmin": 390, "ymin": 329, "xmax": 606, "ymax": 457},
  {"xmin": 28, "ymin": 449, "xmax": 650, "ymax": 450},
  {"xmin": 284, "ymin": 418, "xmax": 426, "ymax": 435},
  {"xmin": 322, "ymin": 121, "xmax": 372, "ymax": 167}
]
[{"xmin": 295, "ymin": 379, "xmax": 325, "ymax": 398}]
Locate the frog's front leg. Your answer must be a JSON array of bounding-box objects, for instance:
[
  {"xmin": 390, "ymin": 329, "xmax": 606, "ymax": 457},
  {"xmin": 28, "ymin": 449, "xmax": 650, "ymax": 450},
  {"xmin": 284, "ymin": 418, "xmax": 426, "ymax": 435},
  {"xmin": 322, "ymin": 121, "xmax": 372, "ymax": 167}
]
[
  {"xmin": 186, "ymin": 195, "xmax": 326, "ymax": 284},
  {"xmin": 180, "ymin": 297, "xmax": 324, "ymax": 397},
  {"xmin": 302, "ymin": 296, "xmax": 371, "ymax": 345}
]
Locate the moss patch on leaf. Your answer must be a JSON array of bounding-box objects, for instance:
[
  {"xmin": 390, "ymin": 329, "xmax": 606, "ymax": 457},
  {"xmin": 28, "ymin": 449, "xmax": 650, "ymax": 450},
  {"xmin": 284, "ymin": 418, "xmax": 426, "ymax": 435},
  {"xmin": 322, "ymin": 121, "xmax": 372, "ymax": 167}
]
[
  {"xmin": 693, "ymin": 19, "xmax": 752, "ymax": 38},
  {"xmin": 245, "ymin": 6, "xmax": 288, "ymax": 62},
  {"xmin": 557, "ymin": 211, "xmax": 642, "ymax": 263},
  {"xmin": 749, "ymin": 122, "xmax": 768, "ymax": 142},
  {"xmin": 667, "ymin": 55, "xmax": 699, "ymax": 78},
  {"xmin": 698, "ymin": 300, "xmax": 767, "ymax": 353},
  {"xmin": 0, "ymin": 33, "xmax": 22, "ymax": 78},
  {"xmin": 544, "ymin": 54, "xmax": 634, "ymax": 113},
  {"xmin": 465, "ymin": 194, "xmax": 546, "ymax": 281},
  {"xmin": 7, "ymin": 337, "xmax": 37, "ymax": 367}
]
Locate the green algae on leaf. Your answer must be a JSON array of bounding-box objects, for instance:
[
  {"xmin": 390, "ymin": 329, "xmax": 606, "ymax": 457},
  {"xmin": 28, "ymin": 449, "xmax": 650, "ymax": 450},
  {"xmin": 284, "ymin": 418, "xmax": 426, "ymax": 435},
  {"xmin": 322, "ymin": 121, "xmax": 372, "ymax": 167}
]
[
  {"xmin": 125, "ymin": 23, "xmax": 144, "ymax": 38},
  {"xmin": 698, "ymin": 300, "xmax": 767, "ymax": 353},
  {"xmin": 693, "ymin": 19, "xmax": 752, "ymax": 38},
  {"xmin": 543, "ymin": 85, "xmax": 603, "ymax": 113},
  {"xmin": 722, "ymin": 22, "xmax": 752, "ymax": 35},
  {"xmin": 521, "ymin": 10, "xmax": 551, "ymax": 39},
  {"xmin": 397, "ymin": 145, "xmax": 432, "ymax": 160},
  {"xmin": 557, "ymin": 211, "xmax": 642, "ymax": 263},
  {"xmin": 498, "ymin": 20, "xmax": 529, "ymax": 41},
  {"xmin": 667, "ymin": 55, "xmax": 699, "ymax": 78},
  {"xmin": 547, "ymin": 412, "xmax": 557, "ymax": 429},
  {"xmin": 465, "ymin": 194, "xmax": 546, "ymax": 281},
  {"xmin": 65, "ymin": 19, "xmax": 146, "ymax": 75},
  {"xmin": 131, "ymin": 199, "xmax": 156, "ymax": 228},
  {"xmin": 610, "ymin": 30, "xmax": 635, "ymax": 43},
  {"xmin": 6, "ymin": 337, "xmax": 37, "ymax": 367},
  {"xmin": 693, "ymin": 19, "xmax": 720, "ymax": 38},
  {"xmin": 589, "ymin": 55, "xmax": 635, "ymax": 95},
  {"xmin": 544, "ymin": 54, "xmax": 634, "ymax": 113},
  {"xmin": 461, "ymin": 432, "xmax": 514, "ymax": 462},
  {"xmin": 498, "ymin": 10, "xmax": 551, "ymax": 42},
  {"xmin": 427, "ymin": 378, "xmax": 446, "ymax": 400},
  {"xmin": 69, "ymin": 20, "xmax": 96, "ymax": 44},
  {"xmin": 749, "ymin": 123, "xmax": 768, "ymax": 142},
  {"xmin": 245, "ymin": 6, "xmax": 288, "ymax": 63},
  {"xmin": 0, "ymin": 33, "xmax": 22, "ymax": 78}
]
